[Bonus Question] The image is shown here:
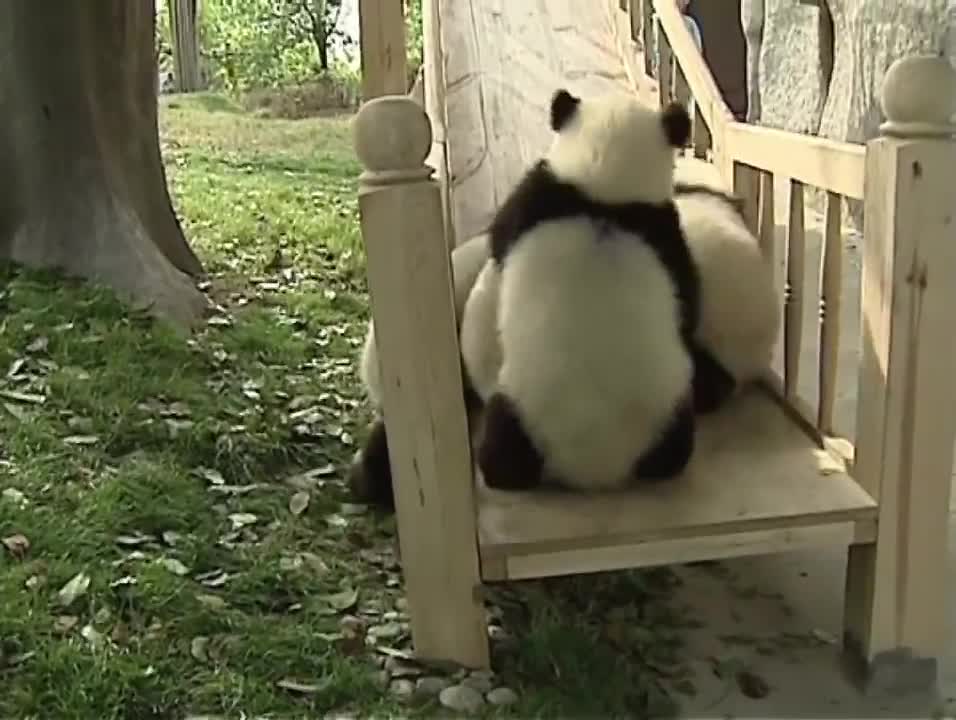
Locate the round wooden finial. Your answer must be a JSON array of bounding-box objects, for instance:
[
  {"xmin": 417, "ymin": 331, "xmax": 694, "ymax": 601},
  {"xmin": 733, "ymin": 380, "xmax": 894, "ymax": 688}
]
[
  {"xmin": 880, "ymin": 54, "xmax": 956, "ymax": 138},
  {"xmin": 353, "ymin": 95, "xmax": 433, "ymax": 184}
]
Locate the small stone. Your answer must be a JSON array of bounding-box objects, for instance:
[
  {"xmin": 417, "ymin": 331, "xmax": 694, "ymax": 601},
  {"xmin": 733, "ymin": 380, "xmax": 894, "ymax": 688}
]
[
  {"xmin": 439, "ymin": 684, "xmax": 485, "ymax": 714},
  {"xmin": 373, "ymin": 670, "xmax": 391, "ymax": 689},
  {"xmin": 487, "ymin": 687, "xmax": 519, "ymax": 706},
  {"xmin": 415, "ymin": 676, "xmax": 452, "ymax": 697},
  {"xmin": 462, "ymin": 673, "xmax": 493, "ymax": 693},
  {"xmin": 389, "ymin": 678, "xmax": 415, "ymax": 698}
]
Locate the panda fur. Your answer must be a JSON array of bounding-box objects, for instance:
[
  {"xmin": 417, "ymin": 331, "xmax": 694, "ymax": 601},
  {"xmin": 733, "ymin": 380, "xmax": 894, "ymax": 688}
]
[
  {"xmin": 349, "ymin": 232, "xmax": 492, "ymax": 510},
  {"xmin": 672, "ymin": 157, "xmax": 781, "ymax": 413},
  {"xmin": 476, "ymin": 88, "xmax": 699, "ymax": 493},
  {"xmin": 459, "ymin": 256, "xmax": 502, "ymax": 404}
]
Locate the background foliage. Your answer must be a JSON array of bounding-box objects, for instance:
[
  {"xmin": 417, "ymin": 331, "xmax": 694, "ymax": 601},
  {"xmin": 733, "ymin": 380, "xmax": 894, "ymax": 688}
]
[{"xmin": 156, "ymin": 0, "xmax": 424, "ymax": 106}]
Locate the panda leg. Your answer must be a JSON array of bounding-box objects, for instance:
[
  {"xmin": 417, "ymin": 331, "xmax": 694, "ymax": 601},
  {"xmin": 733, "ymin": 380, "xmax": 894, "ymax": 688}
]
[
  {"xmin": 632, "ymin": 401, "xmax": 695, "ymax": 481},
  {"xmin": 691, "ymin": 344, "xmax": 737, "ymax": 414},
  {"xmin": 477, "ymin": 393, "xmax": 544, "ymax": 491},
  {"xmin": 347, "ymin": 417, "xmax": 395, "ymax": 511}
]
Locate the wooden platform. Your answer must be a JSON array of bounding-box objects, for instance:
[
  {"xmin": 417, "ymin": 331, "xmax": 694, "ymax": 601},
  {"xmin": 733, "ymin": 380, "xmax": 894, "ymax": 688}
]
[{"xmin": 475, "ymin": 387, "xmax": 878, "ymax": 581}]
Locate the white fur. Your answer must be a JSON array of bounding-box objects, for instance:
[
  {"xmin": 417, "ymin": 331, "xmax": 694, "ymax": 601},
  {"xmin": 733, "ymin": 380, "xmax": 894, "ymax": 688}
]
[
  {"xmin": 459, "ymin": 258, "xmax": 502, "ymax": 403},
  {"xmin": 360, "ymin": 232, "xmax": 490, "ymax": 408},
  {"xmin": 547, "ymin": 92, "xmax": 677, "ymax": 206},
  {"xmin": 498, "ymin": 218, "xmax": 691, "ymax": 491},
  {"xmin": 673, "ymin": 160, "xmax": 780, "ymax": 384}
]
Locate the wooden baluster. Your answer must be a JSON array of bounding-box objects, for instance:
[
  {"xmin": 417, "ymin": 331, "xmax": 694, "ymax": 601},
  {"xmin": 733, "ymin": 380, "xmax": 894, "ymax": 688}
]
[
  {"xmin": 783, "ymin": 180, "xmax": 806, "ymax": 401},
  {"xmin": 757, "ymin": 171, "xmax": 775, "ymax": 264},
  {"xmin": 732, "ymin": 162, "xmax": 760, "ymax": 236},
  {"xmin": 657, "ymin": 24, "xmax": 673, "ymax": 106},
  {"xmin": 817, "ymin": 191, "xmax": 842, "ymax": 433},
  {"xmin": 353, "ymin": 96, "xmax": 489, "ymax": 668},
  {"xmin": 692, "ymin": 107, "xmax": 711, "ymax": 160},
  {"xmin": 844, "ymin": 54, "xmax": 956, "ymax": 694},
  {"xmin": 641, "ymin": 0, "xmax": 654, "ymax": 77}
]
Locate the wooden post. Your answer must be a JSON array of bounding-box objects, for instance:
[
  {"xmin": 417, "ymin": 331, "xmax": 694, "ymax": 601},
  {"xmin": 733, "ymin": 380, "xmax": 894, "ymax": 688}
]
[
  {"xmin": 352, "ymin": 96, "xmax": 490, "ymax": 669},
  {"xmin": 844, "ymin": 54, "xmax": 956, "ymax": 696},
  {"xmin": 359, "ymin": 0, "xmax": 407, "ymax": 99}
]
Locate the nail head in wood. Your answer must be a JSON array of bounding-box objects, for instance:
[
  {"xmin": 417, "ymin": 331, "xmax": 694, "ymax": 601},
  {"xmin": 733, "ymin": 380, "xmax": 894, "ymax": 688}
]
[
  {"xmin": 352, "ymin": 95, "xmax": 433, "ymax": 184},
  {"xmin": 879, "ymin": 55, "xmax": 956, "ymax": 138}
]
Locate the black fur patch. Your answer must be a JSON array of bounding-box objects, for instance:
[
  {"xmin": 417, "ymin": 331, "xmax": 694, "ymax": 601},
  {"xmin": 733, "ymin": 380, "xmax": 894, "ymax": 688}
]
[
  {"xmin": 348, "ymin": 370, "xmax": 485, "ymax": 512},
  {"xmin": 631, "ymin": 400, "xmax": 695, "ymax": 479},
  {"xmin": 488, "ymin": 160, "xmax": 700, "ymax": 340},
  {"xmin": 478, "ymin": 393, "xmax": 545, "ymax": 491},
  {"xmin": 661, "ymin": 102, "xmax": 692, "ymax": 148},
  {"xmin": 690, "ymin": 343, "xmax": 738, "ymax": 414},
  {"xmin": 550, "ymin": 89, "xmax": 580, "ymax": 132},
  {"xmin": 673, "ymin": 182, "xmax": 746, "ymax": 220}
]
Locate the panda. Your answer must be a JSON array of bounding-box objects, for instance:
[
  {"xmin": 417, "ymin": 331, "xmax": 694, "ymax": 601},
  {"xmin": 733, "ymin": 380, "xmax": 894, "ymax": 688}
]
[
  {"xmin": 458, "ymin": 256, "xmax": 502, "ymax": 404},
  {"xmin": 349, "ymin": 232, "xmax": 493, "ymax": 510},
  {"xmin": 672, "ymin": 157, "xmax": 781, "ymax": 413},
  {"xmin": 476, "ymin": 88, "xmax": 700, "ymax": 493}
]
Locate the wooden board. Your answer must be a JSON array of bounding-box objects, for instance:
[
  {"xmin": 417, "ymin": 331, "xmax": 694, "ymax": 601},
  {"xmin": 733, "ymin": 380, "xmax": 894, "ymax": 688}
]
[
  {"xmin": 434, "ymin": 0, "xmax": 634, "ymax": 244},
  {"xmin": 475, "ymin": 387, "xmax": 878, "ymax": 581}
]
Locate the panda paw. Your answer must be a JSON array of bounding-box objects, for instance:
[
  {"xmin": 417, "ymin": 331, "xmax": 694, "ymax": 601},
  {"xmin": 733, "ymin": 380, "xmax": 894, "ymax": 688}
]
[
  {"xmin": 348, "ymin": 418, "xmax": 396, "ymax": 512},
  {"xmin": 477, "ymin": 393, "xmax": 544, "ymax": 491}
]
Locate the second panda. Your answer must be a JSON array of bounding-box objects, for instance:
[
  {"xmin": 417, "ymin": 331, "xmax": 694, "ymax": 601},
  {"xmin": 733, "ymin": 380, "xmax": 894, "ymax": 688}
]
[{"xmin": 476, "ymin": 88, "xmax": 701, "ymax": 493}]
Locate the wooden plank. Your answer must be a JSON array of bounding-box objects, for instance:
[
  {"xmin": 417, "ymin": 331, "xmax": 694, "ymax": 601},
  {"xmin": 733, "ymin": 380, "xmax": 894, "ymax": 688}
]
[
  {"xmin": 493, "ymin": 521, "xmax": 873, "ymax": 581},
  {"xmin": 476, "ymin": 387, "xmax": 876, "ymax": 567},
  {"xmin": 656, "ymin": 22, "xmax": 673, "ymax": 106},
  {"xmin": 439, "ymin": 0, "xmax": 633, "ymax": 242},
  {"xmin": 359, "ymin": 0, "xmax": 407, "ymax": 99},
  {"xmin": 725, "ymin": 121, "xmax": 866, "ymax": 200}
]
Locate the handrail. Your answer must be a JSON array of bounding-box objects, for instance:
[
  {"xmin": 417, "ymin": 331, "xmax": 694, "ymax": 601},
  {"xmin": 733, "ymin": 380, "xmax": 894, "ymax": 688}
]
[
  {"xmin": 650, "ymin": 0, "xmax": 733, "ymax": 139},
  {"xmin": 639, "ymin": 0, "xmax": 865, "ymax": 201},
  {"xmin": 725, "ymin": 122, "xmax": 865, "ymax": 200}
]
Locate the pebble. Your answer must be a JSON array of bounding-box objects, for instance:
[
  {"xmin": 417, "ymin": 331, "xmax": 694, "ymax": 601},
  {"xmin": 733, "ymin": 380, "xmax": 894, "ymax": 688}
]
[
  {"xmin": 414, "ymin": 676, "xmax": 451, "ymax": 697},
  {"xmin": 486, "ymin": 687, "xmax": 519, "ymax": 707},
  {"xmin": 462, "ymin": 674, "xmax": 493, "ymax": 693},
  {"xmin": 439, "ymin": 684, "xmax": 485, "ymax": 714},
  {"xmin": 389, "ymin": 679, "xmax": 415, "ymax": 698}
]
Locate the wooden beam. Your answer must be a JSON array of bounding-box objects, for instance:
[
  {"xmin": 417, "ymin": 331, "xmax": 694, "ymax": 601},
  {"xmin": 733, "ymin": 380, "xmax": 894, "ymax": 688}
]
[{"xmin": 359, "ymin": 0, "xmax": 407, "ymax": 99}]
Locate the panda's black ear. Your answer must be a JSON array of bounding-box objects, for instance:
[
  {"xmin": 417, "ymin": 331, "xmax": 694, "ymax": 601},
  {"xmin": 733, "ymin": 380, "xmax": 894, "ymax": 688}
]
[
  {"xmin": 550, "ymin": 89, "xmax": 580, "ymax": 132},
  {"xmin": 661, "ymin": 102, "xmax": 691, "ymax": 148}
]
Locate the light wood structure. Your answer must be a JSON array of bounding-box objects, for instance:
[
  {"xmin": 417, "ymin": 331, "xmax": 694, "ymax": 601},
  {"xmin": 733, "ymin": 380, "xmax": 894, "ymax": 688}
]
[{"xmin": 356, "ymin": 0, "xmax": 956, "ymax": 694}]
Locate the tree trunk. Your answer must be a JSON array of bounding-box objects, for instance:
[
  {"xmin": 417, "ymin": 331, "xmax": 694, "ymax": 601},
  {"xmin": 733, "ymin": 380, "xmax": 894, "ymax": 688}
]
[
  {"xmin": 169, "ymin": 0, "xmax": 203, "ymax": 92},
  {"xmin": 0, "ymin": 1, "xmax": 208, "ymax": 328}
]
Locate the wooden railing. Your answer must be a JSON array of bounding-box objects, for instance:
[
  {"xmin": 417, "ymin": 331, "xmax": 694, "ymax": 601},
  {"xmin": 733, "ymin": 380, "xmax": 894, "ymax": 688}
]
[{"xmin": 611, "ymin": 0, "xmax": 871, "ymax": 443}]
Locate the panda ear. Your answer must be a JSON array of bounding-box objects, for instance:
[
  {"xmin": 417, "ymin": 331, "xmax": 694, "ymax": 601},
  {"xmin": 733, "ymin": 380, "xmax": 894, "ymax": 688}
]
[
  {"xmin": 661, "ymin": 102, "xmax": 691, "ymax": 148},
  {"xmin": 550, "ymin": 89, "xmax": 580, "ymax": 132}
]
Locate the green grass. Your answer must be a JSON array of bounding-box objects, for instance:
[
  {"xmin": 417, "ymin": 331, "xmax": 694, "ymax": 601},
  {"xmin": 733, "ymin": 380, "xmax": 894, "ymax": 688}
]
[{"xmin": 0, "ymin": 92, "xmax": 698, "ymax": 719}]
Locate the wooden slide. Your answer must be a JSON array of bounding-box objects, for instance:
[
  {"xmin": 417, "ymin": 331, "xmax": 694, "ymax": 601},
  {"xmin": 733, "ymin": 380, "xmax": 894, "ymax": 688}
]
[{"xmin": 424, "ymin": 0, "xmax": 646, "ymax": 245}]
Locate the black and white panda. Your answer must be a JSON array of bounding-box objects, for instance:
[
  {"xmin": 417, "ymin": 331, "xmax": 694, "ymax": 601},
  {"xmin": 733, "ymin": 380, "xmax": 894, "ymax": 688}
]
[
  {"xmin": 476, "ymin": 88, "xmax": 700, "ymax": 493},
  {"xmin": 349, "ymin": 232, "xmax": 492, "ymax": 510},
  {"xmin": 672, "ymin": 158, "xmax": 780, "ymax": 413}
]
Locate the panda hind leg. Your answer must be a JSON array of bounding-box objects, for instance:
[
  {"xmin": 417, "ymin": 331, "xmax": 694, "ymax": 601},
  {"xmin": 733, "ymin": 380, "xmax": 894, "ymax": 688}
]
[
  {"xmin": 632, "ymin": 401, "xmax": 695, "ymax": 481},
  {"xmin": 691, "ymin": 344, "xmax": 737, "ymax": 414},
  {"xmin": 477, "ymin": 393, "xmax": 544, "ymax": 491},
  {"xmin": 347, "ymin": 417, "xmax": 396, "ymax": 511}
]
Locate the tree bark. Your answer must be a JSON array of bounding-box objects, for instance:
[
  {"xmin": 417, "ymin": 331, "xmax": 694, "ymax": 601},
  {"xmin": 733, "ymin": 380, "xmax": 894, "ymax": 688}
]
[
  {"xmin": 0, "ymin": 1, "xmax": 208, "ymax": 328},
  {"xmin": 169, "ymin": 0, "xmax": 204, "ymax": 92}
]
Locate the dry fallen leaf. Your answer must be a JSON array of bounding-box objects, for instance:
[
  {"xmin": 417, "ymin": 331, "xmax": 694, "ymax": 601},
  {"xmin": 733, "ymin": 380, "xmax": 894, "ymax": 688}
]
[
  {"xmin": 228, "ymin": 512, "xmax": 258, "ymax": 529},
  {"xmin": 289, "ymin": 491, "xmax": 310, "ymax": 516},
  {"xmin": 319, "ymin": 587, "xmax": 359, "ymax": 614},
  {"xmin": 2, "ymin": 533, "xmax": 30, "ymax": 558},
  {"xmin": 57, "ymin": 572, "xmax": 91, "ymax": 607},
  {"xmin": 191, "ymin": 636, "xmax": 210, "ymax": 662},
  {"xmin": 157, "ymin": 558, "xmax": 190, "ymax": 576},
  {"xmin": 195, "ymin": 593, "xmax": 228, "ymax": 610},
  {"xmin": 277, "ymin": 678, "xmax": 326, "ymax": 694},
  {"xmin": 54, "ymin": 615, "xmax": 79, "ymax": 634}
]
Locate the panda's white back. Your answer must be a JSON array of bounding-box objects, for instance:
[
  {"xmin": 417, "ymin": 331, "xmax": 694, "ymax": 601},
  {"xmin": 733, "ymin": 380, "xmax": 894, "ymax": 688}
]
[
  {"xmin": 497, "ymin": 215, "xmax": 692, "ymax": 490},
  {"xmin": 675, "ymin": 192, "xmax": 780, "ymax": 383}
]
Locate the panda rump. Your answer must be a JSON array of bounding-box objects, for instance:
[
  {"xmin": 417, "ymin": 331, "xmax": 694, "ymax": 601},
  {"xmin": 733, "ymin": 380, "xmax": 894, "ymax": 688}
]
[{"xmin": 477, "ymin": 88, "xmax": 700, "ymax": 493}]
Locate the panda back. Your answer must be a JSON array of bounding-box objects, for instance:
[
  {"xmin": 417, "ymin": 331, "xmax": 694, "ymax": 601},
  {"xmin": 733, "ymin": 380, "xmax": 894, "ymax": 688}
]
[
  {"xmin": 497, "ymin": 216, "xmax": 692, "ymax": 489},
  {"xmin": 460, "ymin": 258, "xmax": 503, "ymax": 403},
  {"xmin": 675, "ymin": 192, "xmax": 780, "ymax": 382}
]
